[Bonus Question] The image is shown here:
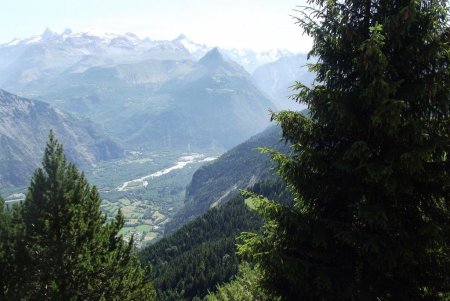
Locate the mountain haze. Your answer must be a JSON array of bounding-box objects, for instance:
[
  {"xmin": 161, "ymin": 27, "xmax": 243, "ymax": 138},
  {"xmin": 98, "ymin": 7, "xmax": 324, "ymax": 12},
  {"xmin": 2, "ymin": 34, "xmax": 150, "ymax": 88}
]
[
  {"xmin": 0, "ymin": 29, "xmax": 305, "ymax": 153},
  {"xmin": 0, "ymin": 89, "xmax": 123, "ymax": 188},
  {"xmin": 0, "ymin": 29, "xmax": 192, "ymax": 90},
  {"xmin": 16, "ymin": 48, "xmax": 275, "ymax": 151},
  {"xmin": 253, "ymin": 54, "xmax": 314, "ymax": 110},
  {"xmin": 0, "ymin": 29, "xmax": 293, "ymax": 92},
  {"xmin": 131, "ymin": 48, "xmax": 275, "ymax": 150}
]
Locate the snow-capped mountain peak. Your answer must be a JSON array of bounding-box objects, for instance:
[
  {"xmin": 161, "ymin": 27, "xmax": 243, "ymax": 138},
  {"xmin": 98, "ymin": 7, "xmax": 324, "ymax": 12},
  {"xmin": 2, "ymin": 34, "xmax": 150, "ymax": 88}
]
[
  {"xmin": 0, "ymin": 29, "xmax": 298, "ymax": 88},
  {"xmin": 173, "ymin": 34, "xmax": 210, "ymax": 59},
  {"xmin": 2, "ymin": 29, "xmax": 147, "ymax": 49}
]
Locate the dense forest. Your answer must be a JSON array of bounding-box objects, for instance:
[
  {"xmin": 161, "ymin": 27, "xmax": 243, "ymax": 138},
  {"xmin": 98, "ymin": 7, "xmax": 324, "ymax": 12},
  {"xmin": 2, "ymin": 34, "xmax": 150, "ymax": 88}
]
[
  {"xmin": 141, "ymin": 179, "xmax": 291, "ymax": 300},
  {"xmin": 1, "ymin": 0, "xmax": 449, "ymax": 300},
  {"xmin": 141, "ymin": 195, "xmax": 260, "ymax": 301}
]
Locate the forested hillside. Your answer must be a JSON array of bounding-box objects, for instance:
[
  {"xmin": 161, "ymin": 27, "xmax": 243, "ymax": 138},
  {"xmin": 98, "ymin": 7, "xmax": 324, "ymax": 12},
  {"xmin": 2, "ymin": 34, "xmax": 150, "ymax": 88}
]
[
  {"xmin": 141, "ymin": 179, "xmax": 291, "ymax": 301},
  {"xmin": 141, "ymin": 196, "xmax": 260, "ymax": 301},
  {"xmin": 140, "ymin": 123, "xmax": 294, "ymax": 300},
  {"xmin": 164, "ymin": 125, "xmax": 289, "ymax": 234}
]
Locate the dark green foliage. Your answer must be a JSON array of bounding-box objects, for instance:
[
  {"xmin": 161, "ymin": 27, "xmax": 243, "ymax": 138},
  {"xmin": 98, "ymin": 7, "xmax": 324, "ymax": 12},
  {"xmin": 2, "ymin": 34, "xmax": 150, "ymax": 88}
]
[
  {"xmin": 141, "ymin": 196, "xmax": 263, "ymax": 301},
  {"xmin": 0, "ymin": 199, "xmax": 23, "ymax": 298},
  {"xmin": 251, "ymin": 178, "xmax": 293, "ymax": 207},
  {"xmin": 0, "ymin": 196, "xmax": 14, "ymax": 299},
  {"xmin": 4, "ymin": 133, "xmax": 155, "ymax": 300},
  {"xmin": 240, "ymin": 0, "xmax": 449, "ymax": 300},
  {"xmin": 203, "ymin": 263, "xmax": 277, "ymax": 301}
]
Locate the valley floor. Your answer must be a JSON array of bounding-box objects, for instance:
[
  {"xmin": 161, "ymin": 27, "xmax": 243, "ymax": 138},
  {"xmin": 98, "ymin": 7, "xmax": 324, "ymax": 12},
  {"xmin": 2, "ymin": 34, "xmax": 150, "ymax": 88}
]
[{"xmin": 1, "ymin": 150, "xmax": 219, "ymax": 248}]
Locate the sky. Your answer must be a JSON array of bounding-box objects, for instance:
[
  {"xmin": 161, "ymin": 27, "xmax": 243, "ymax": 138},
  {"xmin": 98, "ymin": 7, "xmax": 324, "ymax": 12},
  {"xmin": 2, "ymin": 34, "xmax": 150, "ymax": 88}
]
[{"xmin": 0, "ymin": 0, "xmax": 312, "ymax": 52}]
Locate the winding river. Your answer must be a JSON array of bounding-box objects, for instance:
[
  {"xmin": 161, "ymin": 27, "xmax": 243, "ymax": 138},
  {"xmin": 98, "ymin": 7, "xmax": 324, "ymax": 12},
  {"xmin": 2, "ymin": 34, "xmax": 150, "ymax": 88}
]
[{"xmin": 117, "ymin": 153, "xmax": 216, "ymax": 191}]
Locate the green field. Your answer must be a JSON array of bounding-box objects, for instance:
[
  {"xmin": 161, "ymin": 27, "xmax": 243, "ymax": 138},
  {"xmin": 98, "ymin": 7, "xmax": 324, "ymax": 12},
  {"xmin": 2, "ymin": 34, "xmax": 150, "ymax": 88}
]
[
  {"xmin": 86, "ymin": 151, "xmax": 219, "ymax": 247},
  {"xmin": 136, "ymin": 224, "xmax": 153, "ymax": 232}
]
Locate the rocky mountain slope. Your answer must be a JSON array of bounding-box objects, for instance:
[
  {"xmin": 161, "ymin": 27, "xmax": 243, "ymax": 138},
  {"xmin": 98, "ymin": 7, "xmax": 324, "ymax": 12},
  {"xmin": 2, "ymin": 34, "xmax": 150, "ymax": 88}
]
[
  {"xmin": 0, "ymin": 89, "xmax": 123, "ymax": 188},
  {"xmin": 164, "ymin": 124, "xmax": 289, "ymax": 234},
  {"xmin": 20, "ymin": 48, "xmax": 276, "ymax": 152},
  {"xmin": 123, "ymin": 48, "xmax": 275, "ymax": 150}
]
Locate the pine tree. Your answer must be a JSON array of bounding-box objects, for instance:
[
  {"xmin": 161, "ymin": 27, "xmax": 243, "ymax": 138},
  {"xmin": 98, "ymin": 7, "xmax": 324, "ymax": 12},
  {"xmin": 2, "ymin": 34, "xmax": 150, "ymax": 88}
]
[
  {"xmin": 0, "ymin": 198, "xmax": 25, "ymax": 299},
  {"xmin": 203, "ymin": 263, "xmax": 277, "ymax": 301},
  {"xmin": 0, "ymin": 196, "xmax": 13, "ymax": 299},
  {"xmin": 16, "ymin": 132, "xmax": 155, "ymax": 300},
  {"xmin": 239, "ymin": 0, "xmax": 449, "ymax": 300}
]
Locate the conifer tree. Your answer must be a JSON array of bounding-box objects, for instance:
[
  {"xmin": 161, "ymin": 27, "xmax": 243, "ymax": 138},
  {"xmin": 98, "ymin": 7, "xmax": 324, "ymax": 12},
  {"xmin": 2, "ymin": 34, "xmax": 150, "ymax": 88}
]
[
  {"xmin": 0, "ymin": 196, "xmax": 14, "ymax": 299},
  {"xmin": 240, "ymin": 0, "xmax": 449, "ymax": 300},
  {"xmin": 0, "ymin": 198, "xmax": 25, "ymax": 299},
  {"xmin": 16, "ymin": 132, "xmax": 155, "ymax": 300}
]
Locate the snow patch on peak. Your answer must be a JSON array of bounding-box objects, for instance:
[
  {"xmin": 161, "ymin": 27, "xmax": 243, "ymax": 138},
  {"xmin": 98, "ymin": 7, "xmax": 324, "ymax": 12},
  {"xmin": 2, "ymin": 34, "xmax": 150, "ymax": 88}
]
[
  {"xmin": 25, "ymin": 35, "xmax": 42, "ymax": 44},
  {"xmin": 174, "ymin": 34, "xmax": 210, "ymax": 59},
  {"xmin": 5, "ymin": 38, "xmax": 21, "ymax": 46},
  {"xmin": 0, "ymin": 30, "xmax": 298, "ymax": 78}
]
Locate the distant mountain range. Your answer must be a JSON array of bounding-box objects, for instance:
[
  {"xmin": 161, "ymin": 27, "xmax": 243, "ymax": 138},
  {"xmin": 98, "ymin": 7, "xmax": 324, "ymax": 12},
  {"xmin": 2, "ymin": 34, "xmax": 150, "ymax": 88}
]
[
  {"xmin": 0, "ymin": 28, "xmax": 295, "ymax": 91},
  {"xmin": 0, "ymin": 29, "xmax": 314, "ymax": 187},
  {"xmin": 13, "ymin": 47, "xmax": 275, "ymax": 151},
  {"xmin": 0, "ymin": 89, "xmax": 123, "ymax": 188},
  {"xmin": 0, "ymin": 29, "xmax": 308, "ymax": 152},
  {"xmin": 173, "ymin": 34, "xmax": 295, "ymax": 72},
  {"xmin": 129, "ymin": 48, "xmax": 275, "ymax": 150},
  {"xmin": 0, "ymin": 29, "xmax": 191, "ymax": 89}
]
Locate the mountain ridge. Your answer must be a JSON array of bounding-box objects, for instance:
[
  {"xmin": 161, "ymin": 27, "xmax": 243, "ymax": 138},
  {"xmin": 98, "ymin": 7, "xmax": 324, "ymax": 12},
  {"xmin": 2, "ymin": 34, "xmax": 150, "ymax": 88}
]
[
  {"xmin": 0, "ymin": 89, "xmax": 123, "ymax": 188},
  {"xmin": 0, "ymin": 28, "xmax": 296, "ymax": 87},
  {"xmin": 252, "ymin": 53, "xmax": 314, "ymax": 110},
  {"xmin": 17, "ymin": 48, "xmax": 275, "ymax": 152},
  {"xmin": 164, "ymin": 124, "xmax": 290, "ymax": 234}
]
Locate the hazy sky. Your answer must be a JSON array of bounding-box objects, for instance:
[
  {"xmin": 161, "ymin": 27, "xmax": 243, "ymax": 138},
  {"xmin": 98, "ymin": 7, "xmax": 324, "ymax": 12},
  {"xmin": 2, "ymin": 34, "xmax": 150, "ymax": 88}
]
[{"xmin": 0, "ymin": 0, "xmax": 312, "ymax": 52}]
